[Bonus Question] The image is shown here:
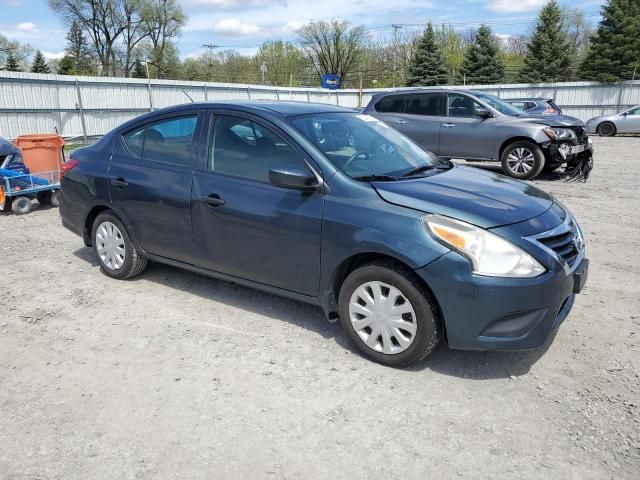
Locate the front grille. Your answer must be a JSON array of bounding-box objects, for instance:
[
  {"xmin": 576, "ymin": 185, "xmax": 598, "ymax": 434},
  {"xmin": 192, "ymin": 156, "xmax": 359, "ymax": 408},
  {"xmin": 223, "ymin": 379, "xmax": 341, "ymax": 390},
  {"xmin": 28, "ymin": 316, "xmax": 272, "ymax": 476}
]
[{"xmin": 537, "ymin": 221, "xmax": 581, "ymax": 267}]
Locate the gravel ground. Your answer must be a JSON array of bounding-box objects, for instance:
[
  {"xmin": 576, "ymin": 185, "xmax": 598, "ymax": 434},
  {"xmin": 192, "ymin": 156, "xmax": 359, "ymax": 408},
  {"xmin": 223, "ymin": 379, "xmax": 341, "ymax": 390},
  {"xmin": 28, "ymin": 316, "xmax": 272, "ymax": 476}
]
[{"xmin": 1, "ymin": 137, "xmax": 639, "ymax": 479}]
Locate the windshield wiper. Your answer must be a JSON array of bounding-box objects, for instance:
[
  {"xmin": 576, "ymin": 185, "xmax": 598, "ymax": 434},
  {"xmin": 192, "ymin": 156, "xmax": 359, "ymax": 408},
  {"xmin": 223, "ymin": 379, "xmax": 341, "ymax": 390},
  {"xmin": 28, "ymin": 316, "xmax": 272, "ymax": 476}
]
[
  {"xmin": 401, "ymin": 165, "xmax": 436, "ymax": 177},
  {"xmin": 352, "ymin": 174, "xmax": 397, "ymax": 182}
]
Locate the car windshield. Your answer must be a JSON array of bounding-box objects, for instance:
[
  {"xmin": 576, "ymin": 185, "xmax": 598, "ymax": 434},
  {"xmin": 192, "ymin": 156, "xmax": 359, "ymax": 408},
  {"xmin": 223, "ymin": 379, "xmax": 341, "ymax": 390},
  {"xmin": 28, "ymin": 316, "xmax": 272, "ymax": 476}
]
[
  {"xmin": 475, "ymin": 93, "xmax": 523, "ymax": 116},
  {"xmin": 290, "ymin": 112, "xmax": 447, "ymax": 179}
]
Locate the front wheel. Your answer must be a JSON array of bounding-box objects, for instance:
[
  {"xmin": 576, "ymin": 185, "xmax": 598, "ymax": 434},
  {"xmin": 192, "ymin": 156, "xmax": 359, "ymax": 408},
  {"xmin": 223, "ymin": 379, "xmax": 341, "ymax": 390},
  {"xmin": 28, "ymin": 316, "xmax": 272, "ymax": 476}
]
[
  {"xmin": 500, "ymin": 140, "xmax": 545, "ymax": 180},
  {"xmin": 338, "ymin": 260, "xmax": 440, "ymax": 367},
  {"xmin": 597, "ymin": 122, "xmax": 616, "ymax": 137},
  {"xmin": 12, "ymin": 196, "xmax": 33, "ymax": 215},
  {"xmin": 92, "ymin": 212, "xmax": 148, "ymax": 280}
]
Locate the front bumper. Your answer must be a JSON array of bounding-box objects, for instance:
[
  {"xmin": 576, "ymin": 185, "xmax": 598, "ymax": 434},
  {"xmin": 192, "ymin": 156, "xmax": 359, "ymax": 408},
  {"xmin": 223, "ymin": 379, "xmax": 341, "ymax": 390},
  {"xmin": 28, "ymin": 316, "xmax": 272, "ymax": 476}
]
[{"xmin": 416, "ymin": 206, "xmax": 588, "ymax": 351}]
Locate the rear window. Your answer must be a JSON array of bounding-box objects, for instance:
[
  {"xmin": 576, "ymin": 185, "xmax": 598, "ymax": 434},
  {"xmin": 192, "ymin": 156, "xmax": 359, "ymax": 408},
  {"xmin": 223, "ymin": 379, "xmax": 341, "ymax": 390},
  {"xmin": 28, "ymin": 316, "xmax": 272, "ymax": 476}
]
[{"xmin": 374, "ymin": 95, "xmax": 406, "ymax": 113}]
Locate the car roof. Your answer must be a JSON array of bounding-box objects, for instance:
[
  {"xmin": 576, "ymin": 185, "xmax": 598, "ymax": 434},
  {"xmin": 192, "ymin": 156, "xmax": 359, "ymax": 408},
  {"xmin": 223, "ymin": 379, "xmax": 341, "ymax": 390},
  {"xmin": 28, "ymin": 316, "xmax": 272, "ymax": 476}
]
[
  {"xmin": 505, "ymin": 97, "xmax": 552, "ymax": 102},
  {"xmin": 162, "ymin": 100, "xmax": 351, "ymax": 117}
]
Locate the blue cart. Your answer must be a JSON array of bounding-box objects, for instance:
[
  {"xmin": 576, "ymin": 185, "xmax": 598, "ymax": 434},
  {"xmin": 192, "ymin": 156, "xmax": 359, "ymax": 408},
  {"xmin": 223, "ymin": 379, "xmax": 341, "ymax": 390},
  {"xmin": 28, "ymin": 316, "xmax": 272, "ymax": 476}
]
[{"xmin": 0, "ymin": 164, "xmax": 61, "ymax": 214}]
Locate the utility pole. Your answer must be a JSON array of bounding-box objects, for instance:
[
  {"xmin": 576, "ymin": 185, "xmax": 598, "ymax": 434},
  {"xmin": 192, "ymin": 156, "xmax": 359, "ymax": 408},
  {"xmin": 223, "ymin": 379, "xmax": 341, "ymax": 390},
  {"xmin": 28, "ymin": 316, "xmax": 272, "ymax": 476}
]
[
  {"xmin": 391, "ymin": 24, "xmax": 402, "ymax": 88},
  {"xmin": 201, "ymin": 43, "xmax": 220, "ymax": 80},
  {"xmin": 260, "ymin": 62, "xmax": 267, "ymax": 85}
]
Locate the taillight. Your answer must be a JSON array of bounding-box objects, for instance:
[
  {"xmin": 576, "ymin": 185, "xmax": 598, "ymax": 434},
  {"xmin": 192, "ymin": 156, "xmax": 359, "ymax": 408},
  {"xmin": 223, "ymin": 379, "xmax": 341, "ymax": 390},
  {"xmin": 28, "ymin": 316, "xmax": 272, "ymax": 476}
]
[
  {"xmin": 543, "ymin": 108, "xmax": 558, "ymax": 114},
  {"xmin": 61, "ymin": 159, "xmax": 79, "ymax": 175}
]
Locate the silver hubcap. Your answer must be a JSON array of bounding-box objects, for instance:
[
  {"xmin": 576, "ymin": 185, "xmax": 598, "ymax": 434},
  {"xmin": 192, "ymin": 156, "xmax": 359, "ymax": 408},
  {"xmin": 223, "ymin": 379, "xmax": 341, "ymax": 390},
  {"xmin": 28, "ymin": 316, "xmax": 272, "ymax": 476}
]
[
  {"xmin": 96, "ymin": 221, "xmax": 126, "ymax": 270},
  {"xmin": 348, "ymin": 281, "xmax": 417, "ymax": 355},
  {"xmin": 507, "ymin": 147, "xmax": 535, "ymax": 174}
]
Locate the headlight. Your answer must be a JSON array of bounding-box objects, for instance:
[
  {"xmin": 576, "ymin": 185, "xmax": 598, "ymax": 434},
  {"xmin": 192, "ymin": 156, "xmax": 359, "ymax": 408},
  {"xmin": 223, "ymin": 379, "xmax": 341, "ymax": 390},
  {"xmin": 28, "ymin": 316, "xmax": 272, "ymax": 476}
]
[
  {"xmin": 543, "ymin": 127, "xmax": 577, "ymax": 141},
  {"xmin": 424, "ymin": 215, "xmax": 546, "ymax": 278}
]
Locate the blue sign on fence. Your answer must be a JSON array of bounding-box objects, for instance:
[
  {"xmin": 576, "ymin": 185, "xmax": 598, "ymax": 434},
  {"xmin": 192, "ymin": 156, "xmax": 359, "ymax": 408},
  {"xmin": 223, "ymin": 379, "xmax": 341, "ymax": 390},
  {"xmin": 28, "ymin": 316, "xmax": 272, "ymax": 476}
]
[{"xmin": 321, "ymin": 74, "xmax": 341, "ymax": 90}]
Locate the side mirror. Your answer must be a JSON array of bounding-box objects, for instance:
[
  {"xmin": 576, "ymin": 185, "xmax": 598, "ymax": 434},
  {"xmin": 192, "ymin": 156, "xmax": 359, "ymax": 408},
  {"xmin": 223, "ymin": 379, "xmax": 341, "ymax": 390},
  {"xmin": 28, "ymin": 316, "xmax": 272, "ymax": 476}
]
[
  {"xmin": 475, "ymin": 108, "xmax": 493, "ymax": 118},
  {"xmin": 269, "ymin": 167, "xmax": 319, "ymax": 191},
  {"xmin": 622, "ymin": 112, "xmax": 628, "ymax": 116}
]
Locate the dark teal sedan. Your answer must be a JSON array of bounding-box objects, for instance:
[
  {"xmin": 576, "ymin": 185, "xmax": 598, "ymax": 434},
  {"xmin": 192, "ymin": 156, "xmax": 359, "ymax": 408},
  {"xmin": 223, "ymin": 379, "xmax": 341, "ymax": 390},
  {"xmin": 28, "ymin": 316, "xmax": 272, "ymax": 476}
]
[{"xmin": 59, "ymin": 102, "xmax": 588, "ymax": 367}]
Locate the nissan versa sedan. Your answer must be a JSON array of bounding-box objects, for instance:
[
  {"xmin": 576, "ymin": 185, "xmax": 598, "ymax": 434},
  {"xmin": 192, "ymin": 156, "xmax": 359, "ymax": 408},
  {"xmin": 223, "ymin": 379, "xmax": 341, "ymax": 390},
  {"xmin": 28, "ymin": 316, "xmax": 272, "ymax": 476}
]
[
  {"xmin": 585, "ymin": 105, "xmax": 640, "ymax": 136},
  {"xmin": 59, "ymin": 102, "xmax": 588, "ymax": 367}
]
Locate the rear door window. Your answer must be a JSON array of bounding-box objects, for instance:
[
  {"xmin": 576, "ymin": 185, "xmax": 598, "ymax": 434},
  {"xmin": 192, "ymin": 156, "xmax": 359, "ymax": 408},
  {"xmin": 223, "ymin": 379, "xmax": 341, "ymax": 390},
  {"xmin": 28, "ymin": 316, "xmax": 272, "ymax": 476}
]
[
  {"xmin": 122, "ymin": 115, "xmax": 198, "ymax": 167},
  {"xmin": 374, "ymin": 95, "xmax": 407, "ymax": 113},
  {"xmin": 404, "ymin": 93, "xmax": 444, "ymax": 116}
]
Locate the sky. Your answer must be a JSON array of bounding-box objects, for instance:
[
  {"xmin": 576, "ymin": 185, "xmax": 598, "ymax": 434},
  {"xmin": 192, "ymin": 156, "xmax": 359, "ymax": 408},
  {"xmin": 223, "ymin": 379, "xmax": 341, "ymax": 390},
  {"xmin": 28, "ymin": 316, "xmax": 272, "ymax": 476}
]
[{"xmin": 0, "ymin": 0, "xmax": 606, "ymax": 61}]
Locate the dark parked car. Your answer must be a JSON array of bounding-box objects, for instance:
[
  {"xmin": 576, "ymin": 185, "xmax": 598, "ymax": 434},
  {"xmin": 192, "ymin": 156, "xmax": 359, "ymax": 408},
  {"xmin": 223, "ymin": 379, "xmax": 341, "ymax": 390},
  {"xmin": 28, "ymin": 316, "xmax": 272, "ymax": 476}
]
[
  {"xmin": 60, "ymin": 102, "xmax": 588, "ymax": 367},
  {"xmin": 364, "ymin": 89, "xmax": 592, "ymax": 180},
  {"xmin": 505, "ymin": 97, "xmax": 563, "ymax": 115}
]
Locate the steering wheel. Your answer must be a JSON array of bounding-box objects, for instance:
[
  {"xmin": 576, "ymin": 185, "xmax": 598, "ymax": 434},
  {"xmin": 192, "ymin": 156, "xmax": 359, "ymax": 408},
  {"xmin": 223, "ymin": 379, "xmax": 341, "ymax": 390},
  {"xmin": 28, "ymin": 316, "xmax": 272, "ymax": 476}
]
[{"xmin": 343, "ymin": 151, "xmax": 370, "ymax": 171}]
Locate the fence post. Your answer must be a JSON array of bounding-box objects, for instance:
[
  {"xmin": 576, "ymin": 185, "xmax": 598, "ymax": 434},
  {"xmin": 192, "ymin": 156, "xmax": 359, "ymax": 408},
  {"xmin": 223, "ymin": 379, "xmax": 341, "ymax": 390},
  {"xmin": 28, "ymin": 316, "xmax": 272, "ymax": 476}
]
[
  {"xmin": 74, "ymin": 79, "xmax": 88, "ymax": 143},
  {"xmin": 616, "ymin": 82, "xmax": 624, "ymax": 111},
  {"xmin": 146, "ymin": 77, "xmax": 153, "ymax": 111},
  {"xmin": 275, "ymin": 89, "xmax": 280, "ymax": 101},
  {"xmin": 204, "ymin": 84, "xmax": 208, "ymax": 101},
  {"xmin": 307, "ymin": 90, "xmax": 311, "ymax": 102},
  {"xmin": 247, "ymin": 87, "xmax": 252, "ymax": 100}
]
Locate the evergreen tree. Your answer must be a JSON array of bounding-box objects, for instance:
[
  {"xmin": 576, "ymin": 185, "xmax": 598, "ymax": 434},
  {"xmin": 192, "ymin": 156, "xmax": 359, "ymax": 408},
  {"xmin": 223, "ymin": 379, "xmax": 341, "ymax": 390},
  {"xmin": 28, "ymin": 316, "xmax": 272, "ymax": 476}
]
[
  {"xmin": 458, "ymin": 25, "xmax": 505, "ymax": 84},
  {"xmin": 57, "ymin": 55, "xmax": 75, "ymax": 75},
  {"xmin": 131, "ymin": 58, "xmax": 147, "ymax": 78},
  {"xmin": 31, "ymin": 50, "xmax": 50, "ymax": 73},
  {"xmin": 64, "ymin": 20, "xmax": 94, "ymax": 75},
  {"xmin": 5, "ymin": 51, "xmax": 20, "ymax": 71},
  {"xmin": 518, "ymin": 0, "xmax": 571, "ymax": 83},
  {"xmin": 579, "ymin": 0, "xmax": 640, "ymax": 82},
  {"xmin": 406, "ymin": 22, "xmax": 449, "ymax": 86}
]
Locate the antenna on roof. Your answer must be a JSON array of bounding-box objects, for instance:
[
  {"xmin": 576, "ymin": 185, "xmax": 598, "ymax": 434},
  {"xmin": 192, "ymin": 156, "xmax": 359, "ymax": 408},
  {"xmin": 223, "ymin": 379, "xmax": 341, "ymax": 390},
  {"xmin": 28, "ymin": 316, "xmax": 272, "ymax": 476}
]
[{"xmin": 182, "ymin": 90, "xmax": 194, "ymax": 103}]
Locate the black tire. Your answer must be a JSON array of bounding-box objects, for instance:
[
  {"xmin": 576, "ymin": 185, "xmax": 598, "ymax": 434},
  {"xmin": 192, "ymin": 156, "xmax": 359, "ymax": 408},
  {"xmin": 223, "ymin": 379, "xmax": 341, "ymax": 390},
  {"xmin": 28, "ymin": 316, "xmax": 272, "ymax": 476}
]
[
  {"xmin": 597, "ymin": 121, "xmax": 616, "ymax": 137},
  {"xmin": 500, "ymin": 140, "xmax": 545, "ymax": 180},
  {"xmin": 50, "ymin": 190, "xmax": 60, "ymax": 207},
  {"xmin": 12, "ymin": 196, "xmax": 33, "ymax": 215},
  {"xmin": 91, "ymin": 212, "xmax": 148, "ymax": 280},
  {"xmin": 338, "ymin": 260, "xmax": 440, "ymax": 368},
  {"xmin": 36, "ymin": 191, "xmax": 52, "ymax": 205}
]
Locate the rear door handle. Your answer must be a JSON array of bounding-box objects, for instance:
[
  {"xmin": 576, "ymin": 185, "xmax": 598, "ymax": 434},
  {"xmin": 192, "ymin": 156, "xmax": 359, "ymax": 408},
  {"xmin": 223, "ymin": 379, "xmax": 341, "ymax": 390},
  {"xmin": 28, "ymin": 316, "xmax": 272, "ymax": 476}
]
[
  {"xmin": 201, "ymin": 194, "xmax": 225, "ymax": 207},
  {"xmin": 110, "ymin": 178, "xmax": 128, "ymax": 188},
  {"xmin": 443, "ymin": 123, "xmax": 456, "ymax": 128},
  {"xmin": 391, "ymin": 119, "xmax": 407, "ymax": 125}
]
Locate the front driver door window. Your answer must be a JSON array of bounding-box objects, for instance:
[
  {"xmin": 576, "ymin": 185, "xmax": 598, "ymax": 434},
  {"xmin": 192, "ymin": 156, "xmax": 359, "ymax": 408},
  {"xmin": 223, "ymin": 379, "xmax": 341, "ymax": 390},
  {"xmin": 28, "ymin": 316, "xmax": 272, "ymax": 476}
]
[{"xmin": 190, "ymin": 113, "xmax": 323, "ymax": 296}]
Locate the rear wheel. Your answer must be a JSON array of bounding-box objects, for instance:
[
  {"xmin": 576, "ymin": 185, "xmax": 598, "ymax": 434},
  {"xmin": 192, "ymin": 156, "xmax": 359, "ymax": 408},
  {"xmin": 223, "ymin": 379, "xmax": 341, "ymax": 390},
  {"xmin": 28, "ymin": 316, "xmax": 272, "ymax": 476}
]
[
  {"xmin": 36, "ymin": 191, "xmax": 52, "ymax": 205},
  {"xmin": 597, "ymin": 121, "xmax": 616, "ymax": 137},
  {"xmin": 338, "ymin": 260, "xmax": 440, "ymax": 367},
  {"xmin": 50, "ymin": 190, "xmax": 60, "ymax": 207},
  {"xmin": 501, "ymin": 140, "xmax": 545, "ymax": 180},
  {"xmin": 12, "ymin": 196, "xmax": 33, "ymax": 215},
  {"xmin": 92, "ymin": 212, "xmax": 148, "ymax": 280}
]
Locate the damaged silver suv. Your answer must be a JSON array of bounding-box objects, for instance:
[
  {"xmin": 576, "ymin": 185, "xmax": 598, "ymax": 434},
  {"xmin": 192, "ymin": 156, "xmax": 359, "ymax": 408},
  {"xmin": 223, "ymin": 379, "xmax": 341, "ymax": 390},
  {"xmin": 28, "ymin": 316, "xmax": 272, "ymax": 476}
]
[{"xmin": 364, "ymin": 89, "xmax": 593, "ymax": 181}]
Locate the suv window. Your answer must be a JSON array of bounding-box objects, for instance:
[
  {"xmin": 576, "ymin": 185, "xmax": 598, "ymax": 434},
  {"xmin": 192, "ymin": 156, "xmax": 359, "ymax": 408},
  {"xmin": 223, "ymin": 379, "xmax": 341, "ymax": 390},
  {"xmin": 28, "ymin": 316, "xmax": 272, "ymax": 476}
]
[
  {"xmin": 123, "ymin": 115, "xmax": 197, "ymax": 166},
  {"xmin": 447, "ymin": 94, "xmax": 484, "ymax": 118},
  {"xmin": 404, "ymin": 93, "xmax": 444, "ymax": 116},
  {"xmin": 209, "ymin": 115, "xmax": 307, "ymax": 183},
  {"xmin": 375, "ymin": 95, "xmax": 406, "ymax": 113},
  {"xmin": 509, "ymin": 101, "xmax": 526, "ymax": 111}
]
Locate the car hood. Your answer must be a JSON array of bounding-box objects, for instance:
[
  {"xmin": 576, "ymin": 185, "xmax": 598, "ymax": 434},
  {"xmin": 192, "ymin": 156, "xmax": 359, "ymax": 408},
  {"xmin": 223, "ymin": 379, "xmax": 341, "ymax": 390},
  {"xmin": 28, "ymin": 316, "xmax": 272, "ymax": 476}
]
[
  {"xmin": 504, "ymin": 113, "xmax": 584, "ymax": 127},
  {"xmin": 372, "ymin": 165, "xmax": 553, "ymax": 229},
  {"xmin": 0, "ymin": 137, "xmax": 18, "ymax": 157}
]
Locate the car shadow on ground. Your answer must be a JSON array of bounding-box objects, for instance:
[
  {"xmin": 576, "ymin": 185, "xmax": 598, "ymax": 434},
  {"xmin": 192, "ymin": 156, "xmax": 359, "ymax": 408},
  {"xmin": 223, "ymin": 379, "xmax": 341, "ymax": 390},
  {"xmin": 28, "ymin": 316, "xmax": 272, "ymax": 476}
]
[{"xmin": 73, "ymin": 248, "xmax": 552, "ymax": 380}]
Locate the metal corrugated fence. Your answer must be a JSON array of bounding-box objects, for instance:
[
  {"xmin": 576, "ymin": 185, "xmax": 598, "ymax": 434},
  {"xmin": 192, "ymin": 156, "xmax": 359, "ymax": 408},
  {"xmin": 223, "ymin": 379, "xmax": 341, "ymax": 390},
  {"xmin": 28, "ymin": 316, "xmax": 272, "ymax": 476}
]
[{"xmin": 1, "ymin": 71, "xmax": 639, "ymax": 140}]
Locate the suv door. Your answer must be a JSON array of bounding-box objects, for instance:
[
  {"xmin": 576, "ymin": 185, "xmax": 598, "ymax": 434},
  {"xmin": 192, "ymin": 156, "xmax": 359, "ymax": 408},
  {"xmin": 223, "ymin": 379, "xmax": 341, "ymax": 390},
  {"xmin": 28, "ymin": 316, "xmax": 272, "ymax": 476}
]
[
  {"xmin": 190, "ymin": 111, "xmax": 323, "ymax": 296},
  {"xmin": 370, "ymin": 93, "xmax": 444, "ymax": 154},
  {"xmin": 438, "ymin": 93, "xmax": 498, "ymax": 160},
  {"xmin": 109, "ymin": 112, "xmax": 202, "ymax": 263}
]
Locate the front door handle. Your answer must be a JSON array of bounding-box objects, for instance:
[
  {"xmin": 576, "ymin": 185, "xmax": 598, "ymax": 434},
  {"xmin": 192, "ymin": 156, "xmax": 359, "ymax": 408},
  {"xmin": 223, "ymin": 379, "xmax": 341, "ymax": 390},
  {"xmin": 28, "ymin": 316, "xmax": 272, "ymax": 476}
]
[
  {"xmin": 443, "ymin": 123, "xmax": 456, "ymax": 128},
  {"xmin": 110, "ymin": 178, "xmax": 128, "ymax": 188},
  {"xmin": 201, "ymin": 194, "xmax": 225, "ymax": 207},
  {"xmin": 392, "ymin": 119, "xmax": 407, "ymax": 125}
]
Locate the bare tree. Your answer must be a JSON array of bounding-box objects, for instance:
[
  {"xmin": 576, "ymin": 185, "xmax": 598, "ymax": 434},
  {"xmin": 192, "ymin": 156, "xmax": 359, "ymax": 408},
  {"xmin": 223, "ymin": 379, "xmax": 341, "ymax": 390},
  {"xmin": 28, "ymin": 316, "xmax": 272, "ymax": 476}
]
[
  {"xmin": 122, "ymin": 0, "xmax": 149, "ymax": 77},
  {"xmin": 141, "ymin": 0, "xmax": 185, "ymax": 78},
  {"xmin": 49, "ymin": 0, "xmax": 127, "ymax": 75},
  {"xmin": 298, "ymin": 19, "xmax": 366, "ymax": 86}
]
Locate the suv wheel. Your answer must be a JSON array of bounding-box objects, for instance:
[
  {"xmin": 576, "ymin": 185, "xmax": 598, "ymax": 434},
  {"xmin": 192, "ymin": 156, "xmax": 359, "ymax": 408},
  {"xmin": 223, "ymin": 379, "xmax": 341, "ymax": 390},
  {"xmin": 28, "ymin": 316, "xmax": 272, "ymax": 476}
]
[
  {"xmin": 338, "ymin": 260, "xmax": 440, "ymax": 367},
  {"xmin": 92, "ymin": 212, "xmax": 148, "ymax": 280},
  {"xmin": 501, "ymin": 140, "xmax": 545, "ymax": 180},
  {"xmin": 597, "ymin": 121, "xmax": 616, "ymax": 137}
]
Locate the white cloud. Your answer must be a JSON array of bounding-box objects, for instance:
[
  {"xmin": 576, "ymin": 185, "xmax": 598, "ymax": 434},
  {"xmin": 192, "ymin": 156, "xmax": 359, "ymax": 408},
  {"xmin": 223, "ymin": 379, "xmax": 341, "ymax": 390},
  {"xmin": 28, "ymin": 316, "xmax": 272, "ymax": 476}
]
[
  {"xmin": 16, "ymin": 22, "xmax": 37, "ymax": 32},
  {"xmin": 185, "ymin": 0, "xmax": 286, "ymax": 9},
  {"xmin": 42, "ymin": 51, "xmax": 65, "ymax": 60},
  {"xmin": 282, "ymin": 19, "xmax": 309, "ymax": 33},
  {"xmin": 488, "ymin": 0, "xmax": 546, "ymax": 13},
  {"xmin": 214, "ymin": 18, "xmax": 262, "ymax": 36}
]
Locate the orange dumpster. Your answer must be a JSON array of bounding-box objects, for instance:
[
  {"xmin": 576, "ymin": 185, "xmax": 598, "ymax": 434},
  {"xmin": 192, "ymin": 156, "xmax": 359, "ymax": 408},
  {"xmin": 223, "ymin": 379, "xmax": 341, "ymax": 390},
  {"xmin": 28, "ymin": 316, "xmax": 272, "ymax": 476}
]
[{"xmin": 14, "ymin": 134, "xmax": 65, "ymax": 175}]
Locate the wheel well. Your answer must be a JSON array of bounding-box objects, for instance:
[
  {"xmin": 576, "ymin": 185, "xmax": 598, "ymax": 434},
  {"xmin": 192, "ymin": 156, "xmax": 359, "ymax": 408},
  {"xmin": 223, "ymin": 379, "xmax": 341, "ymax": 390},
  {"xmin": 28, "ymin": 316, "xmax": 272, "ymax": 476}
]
[
  {"xmin": 498, "ymin": 136, "xmax": 540, "ymax": 160},
  {"xmin": 329, "ymin": 252, "xmax": 446, "ymax": 341},
  {"xmin": 597, "ymin": 121, "xmax": 616, "ymax": 132},
  {"xmin": 83, "ymin": 205, "xmax": 112, "ymax": 246}
]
